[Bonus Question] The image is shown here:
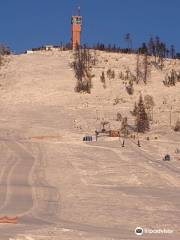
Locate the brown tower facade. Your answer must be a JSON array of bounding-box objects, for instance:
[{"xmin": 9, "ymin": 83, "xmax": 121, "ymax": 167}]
[{"xmin": 71, "ymin": 15, "xmax": 82, "ymax": 49}]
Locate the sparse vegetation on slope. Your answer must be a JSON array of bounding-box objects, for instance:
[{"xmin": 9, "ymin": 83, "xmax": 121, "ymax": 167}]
[
  {"xmin": 163, "ymin": 69, "xmax": 180, "ymax": 86},
  {"xmin": 72, "ymin": 45, "xmax": 95, "ymax": 93}
]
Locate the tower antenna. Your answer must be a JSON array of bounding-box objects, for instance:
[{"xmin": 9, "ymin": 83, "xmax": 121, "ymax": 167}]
[{"xmin": 77, "ymin": 6, "xmax": 81, "ymax": 16}]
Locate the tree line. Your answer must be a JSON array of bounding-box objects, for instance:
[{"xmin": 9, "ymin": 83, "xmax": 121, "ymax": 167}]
[{"xmin": 90, "ymin": 35, "xmax": 180, "ymax": 60}]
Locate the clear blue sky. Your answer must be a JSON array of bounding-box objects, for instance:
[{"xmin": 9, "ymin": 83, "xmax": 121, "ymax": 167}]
[{"xmin": 0, "ymin": 0, "xmax": 180, "ymax": 53}]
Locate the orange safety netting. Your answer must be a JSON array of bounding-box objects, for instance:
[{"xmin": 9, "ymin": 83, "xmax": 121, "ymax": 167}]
[{"xmin": 0, "ymin": 216, "xmax": 18, "ymax": 224}]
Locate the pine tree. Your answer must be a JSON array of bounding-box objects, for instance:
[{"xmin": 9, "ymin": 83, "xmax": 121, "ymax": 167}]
[
  {"xmin": 121, "ymin": 117, "xmax": 128, "ymax": 136},
  {"xmin": 132, "ymin": 102, "xmax": 138, "ymax": 116},
  {"xmin": 135, "ymin": 95, "xmax": 149, "ymax": 133}
]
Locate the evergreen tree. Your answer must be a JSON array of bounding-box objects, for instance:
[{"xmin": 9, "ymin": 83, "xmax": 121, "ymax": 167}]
[
  {"xmin": 135, "ymin": 95, "xmax": 149, "ymax": 133},
  {"xmin": 121, "ymin": 117, "xmax": 128, "ymax": 136},
  {"xmin": 132, "ymin": 102, "xmax": 138, "ymax": 116}
]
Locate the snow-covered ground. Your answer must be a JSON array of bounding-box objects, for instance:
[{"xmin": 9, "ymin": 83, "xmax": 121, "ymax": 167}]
[{"xmin": 0, "ymin": 50, "xmax": 179, "ymax": 239}]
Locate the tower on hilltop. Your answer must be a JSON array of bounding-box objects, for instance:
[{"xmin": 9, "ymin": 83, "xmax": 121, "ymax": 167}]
[{"xmin": 71, "ymin": 7, "xmax": 82, "ymax": 49}]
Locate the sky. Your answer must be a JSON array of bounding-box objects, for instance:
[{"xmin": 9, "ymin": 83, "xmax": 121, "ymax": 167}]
[{"xmin": 0, "ymin": 0, "xmax": 180, "ymax": 53}]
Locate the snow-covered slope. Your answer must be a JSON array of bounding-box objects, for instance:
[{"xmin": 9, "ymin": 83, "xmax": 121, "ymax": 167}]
[{"xmin": 0, "ymin": 50, "xmax": 180, "ymax": 240}]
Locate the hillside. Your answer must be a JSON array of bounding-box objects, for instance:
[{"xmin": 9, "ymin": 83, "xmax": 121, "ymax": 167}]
[
  {"xmin": 1, "ymin": 50, "xmax": 180, "ymax": 134},
  {"xmin": 0, "ymin": 49, "xmax": 180, "ymax": 240}
]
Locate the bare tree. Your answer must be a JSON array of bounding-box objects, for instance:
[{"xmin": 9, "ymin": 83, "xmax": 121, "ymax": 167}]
[
  {"xmin": 0, "ymin": 44, "xmax": 10, "ymax": 76},
  {"xmin": 124, "ymin": 33, "xmax": 132, "ymax": 52},
  {"xmin": 100, "ymin": 71, "xmax": 106, "ymax": 88},
  {"xmin": 116, "ymin": 112, "xmax": 122, "ymax": 121},
  {"xmin": 170, "ymin": 45, "xmax": 176, "ymax": 59},
  {"xmin": 136, "ymin": 52, "xmax": 151, "ymax": 84},
  {"xmin": 174, "ymin": 119, "xmax": 180, "ymax": 132},
  {"xmin": 136, "ymin": 52, "xmax": 141, "ymax": 83},
  {"xmin": 0, "ymin": 44, "xmax": 11, "ymax": 56},
  {"xmin": 101, "ymin": 120, "xmax": 109, "ymax": 132},
  {"xmin": 163, "ymin": 69, "xmax": 179, "ymax": 86},
  {"xmin": 126, "ymin": 80, "xmax": 134, "ymax": 95},
  {"xmin": 144, "ymin": 95, "xmax": 155, "ymax": 109},
  {"xmin": 143, "ymin": 53, "xmax": 148, "ymax": 84},
  {"xmin": 144, "ymin": 95, "xmax": 155, "ymax": 121},
  {"xmin": 72, "ymin": 45, "xmax": 95, "ymax": 93},
  {"xmin": 107, "ymin": 69, "xmax": 115, "ymax": 80}
]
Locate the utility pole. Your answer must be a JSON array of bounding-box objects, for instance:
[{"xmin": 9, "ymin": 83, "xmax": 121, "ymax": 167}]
[{"xmin": 170, "ymin": 106, "xmax": 172, "ymax": 127}]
